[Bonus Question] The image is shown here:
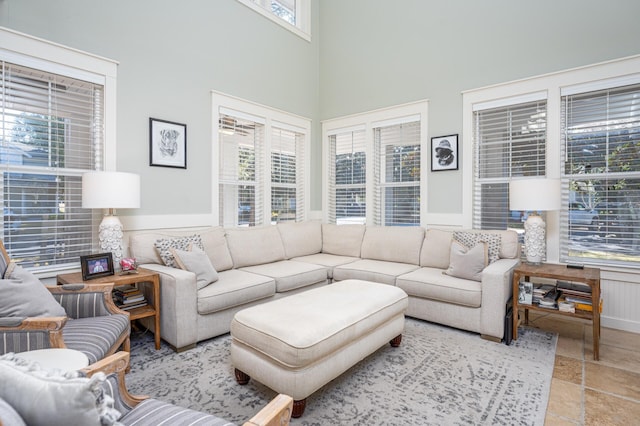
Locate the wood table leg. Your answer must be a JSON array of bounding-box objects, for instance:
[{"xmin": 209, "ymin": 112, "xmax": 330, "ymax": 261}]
[
  {"xmin": 292, "ymin": 398, "xmax": 306, "ymax": 418},
  {"xmin": 234, "ymin": 368, "xmax": 250, "ymax": 385},
  {"xmin": 390, "ymin": 334, "xmax": 402, "ymax": 347}
]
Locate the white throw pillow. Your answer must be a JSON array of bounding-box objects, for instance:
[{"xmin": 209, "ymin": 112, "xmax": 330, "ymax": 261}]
[
  {"xmin": 0, "ymin": 264, "xmax": 66, "ymax": 318},
  {"xmin": 0, "ymin": 353, "xmax": 121, "ymax": 426},
  {"xmin": 171, "ymin": 246, "xmax": 219, "ymax": 290},
  {"xmin": 444, "ymin": 241, "xmax": 488, "ymax": 282}
]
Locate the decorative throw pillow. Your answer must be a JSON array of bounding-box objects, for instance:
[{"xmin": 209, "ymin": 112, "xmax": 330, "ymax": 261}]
[
  {"xmin": 154, "ymin": 234, "xmax": 204, "ymax": 268},
  {"xmin": 0, "ymin": 353, "xmax": 121, "ymax": 426},
  {"xmin": 0, "ymin": 264, "xmax": 66, "ymax": 318},
  {"xmin": 444, "ymin": 241, "xmax": 488, "ymax": 282},
  {"xmin": 170, "ymin": 245, "xmax": 219, "ymax": 290},
  {"xmin": 453, "ymin": 231, "xmax": 501, "ymax": 264}
]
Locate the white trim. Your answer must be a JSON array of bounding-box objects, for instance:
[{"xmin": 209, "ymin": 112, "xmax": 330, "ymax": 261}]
[
  {"xmin": 471, "ymin": 91, "xmax": 548, "ymax": 112},
  {"xmin": 560, "ymin": 72, "xmax": 640, "ymax": 96},
  {"xmin": 120, "ymin": 213, "xmax": 215, "ymax": 231},
  {"xmin": 234, "ymin": 0, "xmax": 311, "ymax": 42}
]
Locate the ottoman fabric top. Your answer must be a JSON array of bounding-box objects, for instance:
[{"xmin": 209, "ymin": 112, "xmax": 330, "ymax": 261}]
[{"xmin": 230, "ymin": 279, "xmax": 408, "ymax": 368}]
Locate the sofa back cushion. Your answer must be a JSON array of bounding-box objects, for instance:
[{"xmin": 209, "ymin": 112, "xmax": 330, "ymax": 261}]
[
  {"xmin": 129, "ymin": 226, "xmax": 234, "ymax": 272},
  {"xmin": 420, "ymin": 228, "xmax": 520, "ymax": 269},
  {"xmin": 322, "ymin": 224, "xmax": 366, "ymax": 257},
  {"xmin": 360, "ymin": 226, "xmax": 425, "ymax": 265},
  {"xmin": 277, "ymin": 221, "xmax": 322, "ymax": 259},
  {"xmin": 420, "ymin": 229, "xmax": 453, "ymax": 269},
  {"xmin": 226, "ymin": 226, "xmax": 286, "ymax": 268}
]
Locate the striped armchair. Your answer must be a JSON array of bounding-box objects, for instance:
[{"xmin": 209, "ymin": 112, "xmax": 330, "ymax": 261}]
[
  {"xmin": 0, "ymin": 242, "xmax": 130, "ymax": 364},
  {"xmin": 83, "ymin": 351, "xmax": 294, "ymax": 426}
]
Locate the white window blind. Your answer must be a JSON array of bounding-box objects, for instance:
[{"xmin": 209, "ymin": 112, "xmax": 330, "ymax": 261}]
[
  {"xmin": 219, "ymin": 113, "xmax": 265, "ymax": 227},
  {"xmin": 373, "ymin": 120, "xmax": 420, "ymax": 226},
  {"xmin": 271, "ymin": 125, "xmax": 304, "ymax": 223},
  {"xmin": 328, "ymin": 129, "xmax": 366, "ymax": 224},
  {"xmin": 473, "ymin": 99, "xmax": 547, "ymax": 232},
  {"xmin": 1, "ymin": 61, "xmax": 102, "ymax": 271},
  {"xmin": 561, "ymin": 83, "xmax": 640, "ymax": 265}
]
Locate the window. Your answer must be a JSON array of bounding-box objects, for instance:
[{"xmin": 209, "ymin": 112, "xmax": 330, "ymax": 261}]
[
  {"xmin": 213, "ymin": 92, "xmax": 310, "ymax": 227},
  {"xmin": 463, "ymin": 55, "xmax": 640, "ymax": 267},
  {"xmin": 561, "ymin": 82, "xmax": 640, "ymax": 265},
  {"xmin": 327, "ymin": 128, "xmax": 366, "ymax": 224},
  {"xmin": 0, "ymin": 63, "xmax": 103, "ymax": 272},
  {"xmin": 473, "ymin": 96, "xmax": 547, "ymax": 235},
  {"xmin": 373, "ymin": 119, "xmax": 421, "ymax": 226},
  {"xmin": 323, "ymin": 101, "xmax": 428, "ymax": 226},
  {"xmin": 235, "ymin": 0, "xmax": 311, "ymax": 41}
]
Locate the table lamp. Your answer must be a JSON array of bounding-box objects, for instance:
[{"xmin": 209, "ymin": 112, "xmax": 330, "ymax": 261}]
[
  {"xmin": 82, "ymin": 171, "xmax": 140, "ymax": 266},
  {"xmin": 509, "ymin": 178, "xmax": 560, "ymax": 264}
]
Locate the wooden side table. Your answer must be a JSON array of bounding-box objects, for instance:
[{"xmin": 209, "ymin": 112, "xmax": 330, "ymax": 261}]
[
  {"xmin": 57, "ymin": 268, "xmax": 161, "ymax": 350},
  {"xmin": 512, "ymin": 263, "xmax": 601, "ymax": 360}
]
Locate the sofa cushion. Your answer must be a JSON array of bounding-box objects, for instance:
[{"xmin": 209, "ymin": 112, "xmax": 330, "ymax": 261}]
[
  {"xmin": 277, "ymin": 221, "xmax": 322, "ymax": 259},
  {"xmin": 171, "ymin": 246, "xmax": 219, "ymax": 290},
  {"xmin": 444, "ymin": 241, "xmax": 488, "ymax": 282},
  {"xmin": 333, "ymin": 259, "xmax": 419, "ymax": 285},
  {"xmin": 120, "ymin": 398, "xmax": 230, "ymax": 426},
  {"xmin": 290, "ymin": 253, "xmax": 359, "ymax": 279},
  {"xmin": 0, "ymin": 264, "xmax": 66, "ymax": 318},
  {"xmin": 197, "ymin": 269, "xmax": 275, "ymax": 315},
  {"xmin": 360, "ymin": 226, "xmax": 424, "ymax": 265},
  {"xmin": 420, "ymin": 229, "xmax": 453, "ymax": 269},
  {"xmin": 0, "ymin": 353, "xmax": 121, "ymax": 426},
  {"xmin": 240, "ymin": 260, "xmax": 327, "ymax": 293},
  {"xmin": 226, "ymin": 226, "xmax": 286, "ymax": 268},
  {"xmin": 322, "ymin": 224, "xmax": 365, "ymax": 257},
  {"xmin": 396, "ymin": 267, "xmax": 482, "ymax": 308},
  {"xmin": 128, "ymin": 226, "xmax": 234, "ymax": 272}
]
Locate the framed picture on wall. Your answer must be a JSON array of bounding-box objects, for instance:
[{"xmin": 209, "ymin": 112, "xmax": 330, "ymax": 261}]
[
  {"xmin": 431, "ymin": 134, "xmax": 458, "ymax": 171},
  {"xmin": 149, "ymin": 118, "xmax": 187, "ymax": 169}
]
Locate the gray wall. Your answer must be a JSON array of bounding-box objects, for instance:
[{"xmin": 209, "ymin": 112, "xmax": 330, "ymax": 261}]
[
  {"xmin": 0, "ymin": 0, "xmax": 320, "ymax": 215},
  {"xmin": 2, "ymin": 0, "xmax": 640, "ymax": 217},
  {"xmin": 319, "ymin": 0, "xmax": 640, "ymax": 213}
]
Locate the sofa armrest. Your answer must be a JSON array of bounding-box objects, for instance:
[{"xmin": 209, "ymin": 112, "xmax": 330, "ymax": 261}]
[
  {"xmin": 479, "ymin": 258, "xmax": 520, "ymax": 339},
  {"xmin": 138, "ymin": 264, "xmax": 199, "ymax": 350},
  {"xmin": 243, "ymin": 393, "xmax": 294, "ymax": 426}
]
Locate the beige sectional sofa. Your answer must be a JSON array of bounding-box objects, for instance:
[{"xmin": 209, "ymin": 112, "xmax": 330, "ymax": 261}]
[{"xmin": 127, "ymin": 222, "xmax": 520, "ymax": 351}]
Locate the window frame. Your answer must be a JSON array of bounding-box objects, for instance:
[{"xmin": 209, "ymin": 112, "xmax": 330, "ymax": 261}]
[
  {"xmin": 462, "ymin": 54, "xmax": 640, "ymax": 268},
  {"xmin": 322, "ymin": 100, "xmax": 429, "ymax": 226},
  {"xmin": 0, "ymin": 27, "xmax": 117, "ymax": 278},
  {"xmin": 235, "ymin": 0, "xmax": 311, "ymax": 42},
  {"xmin": 211, "ymin": 91, "xmax": 311, "ymax": 227}
]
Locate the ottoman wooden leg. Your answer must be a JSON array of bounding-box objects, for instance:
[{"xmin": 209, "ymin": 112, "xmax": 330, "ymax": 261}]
[
  {"xmin": 390, "ymin": 334, "xmax": 402, "ymax": 347},
  {"xmin": 234, "ymin": 368, "xmax": 250, "ymax": 385},
  {"xmin": 292, "ymin": 398, "xmax": 307, "ymax": 418}
]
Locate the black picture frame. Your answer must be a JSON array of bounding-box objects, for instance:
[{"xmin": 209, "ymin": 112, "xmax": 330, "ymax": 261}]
[
  {"xmin": 431, "ymin": 134, "xmax": 459, "ymax": 171},
  {"xmin": 149, "ymin": 117, "xmax": 187, "ymax": 169},
  {"xmin": 80, "ymin": 252, "xmax": 115, "ymax": 280}
]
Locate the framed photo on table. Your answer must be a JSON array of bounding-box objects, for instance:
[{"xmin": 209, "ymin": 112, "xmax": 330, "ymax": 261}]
[
  {"xmin": 80, "ymin": 252, "xmax": 115, "ymax": 280},
  {"xmin": 149, "ymin": 117, "xmax": 187, "ymax": 169},
  {"xmin": 431, "ymin": 134, "xmax": 458, "ymax": 171}
]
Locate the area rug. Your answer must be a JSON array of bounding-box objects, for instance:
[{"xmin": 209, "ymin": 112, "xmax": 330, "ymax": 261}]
[{"xmin": 126, "ymin": 318, "xmax": 557, "ymax": 425}]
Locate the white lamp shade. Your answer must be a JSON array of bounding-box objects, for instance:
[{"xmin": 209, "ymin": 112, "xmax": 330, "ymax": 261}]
[
  {"xmin": 82, "ymin": 172, "xmax": 141, "ymax": 209},
  {"xmin": 509, "ymin": 178, "xmax": 561, "ymax": 211}
]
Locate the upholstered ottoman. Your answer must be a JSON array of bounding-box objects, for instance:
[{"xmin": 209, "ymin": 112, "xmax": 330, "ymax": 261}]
[{"xmin": 230, "ymin": 279, "xmax": 408, "ymax": 417}]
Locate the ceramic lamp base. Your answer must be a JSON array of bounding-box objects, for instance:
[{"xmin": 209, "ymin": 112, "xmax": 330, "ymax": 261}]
[
  {"xmin": 98, "ymin": 214, "xmax": 124, "ymax": 267},
  {"xmin": 524, "ymin": 213, "xmax": 546, "ymax": 265}
]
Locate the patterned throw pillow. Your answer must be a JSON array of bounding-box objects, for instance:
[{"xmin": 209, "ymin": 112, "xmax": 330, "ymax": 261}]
[
  {"xmin": 453, "ymin": 231, "xmax": 502, "ymax": 264},
  {"xmin": 154, "ymin": 234, "xmax": 204, "ymax": 268}
]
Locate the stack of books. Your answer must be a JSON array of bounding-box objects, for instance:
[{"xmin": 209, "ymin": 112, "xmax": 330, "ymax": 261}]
[
  {"xmin": 533, "ymin": 284, "xmax": 555, "ymax": 305},
  {"xmin": 557, "ymin": 280, "xmax": 594, "ymax": 312},
  {"xmin": 113, "ymin": 284, "xmax": 147, "ymax": 311}
]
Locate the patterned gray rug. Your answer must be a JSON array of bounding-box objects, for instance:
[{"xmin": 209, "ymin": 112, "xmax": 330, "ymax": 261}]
[{"xmin": 126, "ymin": 318, "xmax": 556, "ymax": 425}]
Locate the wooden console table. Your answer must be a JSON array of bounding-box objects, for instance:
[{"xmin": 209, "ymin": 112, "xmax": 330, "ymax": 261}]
[
  {"xmin": 512, "ymin": 263, "xmax": 601, "ymax": 360},
  {"xmin": 57, "ymin": 268, "xmax": 161, "ymax": 350}
]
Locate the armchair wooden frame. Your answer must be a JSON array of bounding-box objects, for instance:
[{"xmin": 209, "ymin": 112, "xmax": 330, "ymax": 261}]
[
  {"xmin": 0, "ymin": 241, "xmax": 130, "ymax": 359},
  {"xmin": 82, "ymin": 352, "xmax": 294, "ymax": 426}
]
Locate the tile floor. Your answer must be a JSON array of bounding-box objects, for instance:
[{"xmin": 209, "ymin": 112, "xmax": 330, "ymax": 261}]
[{"xmin": 521, "ymin": 311, "xmax": 640, "ymax": 425}]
